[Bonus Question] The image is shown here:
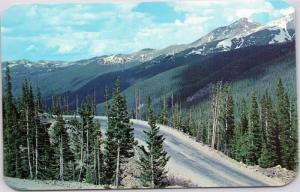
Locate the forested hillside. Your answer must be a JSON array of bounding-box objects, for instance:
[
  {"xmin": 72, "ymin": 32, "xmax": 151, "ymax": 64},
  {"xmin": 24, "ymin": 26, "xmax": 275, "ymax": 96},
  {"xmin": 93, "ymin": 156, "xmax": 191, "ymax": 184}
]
[
  {"xmin": 3, "ymin": 70, "xmax": 170, "ymax": 188},
  {"xmin": 2, "ymin": 11, "xmax": 297, "ymax": 188}
]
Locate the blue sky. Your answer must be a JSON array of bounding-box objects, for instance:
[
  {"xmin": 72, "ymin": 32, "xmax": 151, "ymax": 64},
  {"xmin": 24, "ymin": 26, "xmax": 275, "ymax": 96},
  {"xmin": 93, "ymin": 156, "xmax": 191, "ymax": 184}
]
[{"xmin": 1, "ymin": 0, "xmax": 294, "ymax": 61}]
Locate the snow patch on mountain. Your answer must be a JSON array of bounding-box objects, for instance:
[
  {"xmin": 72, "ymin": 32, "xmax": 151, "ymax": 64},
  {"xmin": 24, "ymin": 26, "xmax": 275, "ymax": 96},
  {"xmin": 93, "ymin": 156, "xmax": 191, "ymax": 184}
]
[
  {"xmin": 269, "ymin": 27, "xmax": 292, "ymax": 44},
  {"xmin": 103, "ymin": 55, "xmax": 130, "ymax": 65},
  {"xmin": 188, "ymin": 48, "xmax": 204, "ymax": 55},
  {"xmin": 217, "ymin": 38, "xmax": 232, "ymax": 50},
  {"xmin": 3, "ymin": 12, "xmax": 295, "ymax": 71},
  {"xmin": 267, "ymin": 13, "xmax": 295, "ymax": 30}
]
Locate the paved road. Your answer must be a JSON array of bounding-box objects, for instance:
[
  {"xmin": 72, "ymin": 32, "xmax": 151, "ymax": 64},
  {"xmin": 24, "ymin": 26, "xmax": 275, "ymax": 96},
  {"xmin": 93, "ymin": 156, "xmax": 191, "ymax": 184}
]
[{"xmin": 64, "ymin": 115, "xmax": 282, "ymax": 187}]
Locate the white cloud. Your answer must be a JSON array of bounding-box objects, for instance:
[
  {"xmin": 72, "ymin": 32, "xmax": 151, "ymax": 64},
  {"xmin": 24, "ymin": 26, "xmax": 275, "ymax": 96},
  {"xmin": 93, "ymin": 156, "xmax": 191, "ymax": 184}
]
[
  {"xmin": 40, "ymin": 32, "xmax": 102, "ymax": 54},
  {"xmin": 25, "ymin": 44, "xmax": 35, "ymax": 52},
  {"xmin": 116, "ymin": 2, "xmax": 139, "ymax": 13},
  {"xmin": 279, "ymin": 6, "xmax": 295, "ymax": 15},
  {"xmin": 1, "ymin": 26, "xmax": 11, "ymax": 33},
  {"xmin": 2, "ymin": 1, "xmax": 294, "ymax": 61},
  {"xmin": 170, "ymin": 0, "xmax": 289, "ymax": 22}
]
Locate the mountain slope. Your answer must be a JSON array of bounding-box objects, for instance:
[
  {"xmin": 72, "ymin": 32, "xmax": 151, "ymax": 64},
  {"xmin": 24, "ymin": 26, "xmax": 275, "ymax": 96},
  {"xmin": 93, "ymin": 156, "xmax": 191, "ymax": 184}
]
[
  {"xmin": 187, "ymin": 13, "xmax": 294, "ymax": 55},
  {"xmin": 190, "ymin": 18, "xmax": 261, "ymax": 48},
  {"xmin": 53, "ymin": 41, "xmax": 295, "ymax": 114},
  {"xmin": 2, "ymin": 13, "xmax": 295, "ymax": 104}
]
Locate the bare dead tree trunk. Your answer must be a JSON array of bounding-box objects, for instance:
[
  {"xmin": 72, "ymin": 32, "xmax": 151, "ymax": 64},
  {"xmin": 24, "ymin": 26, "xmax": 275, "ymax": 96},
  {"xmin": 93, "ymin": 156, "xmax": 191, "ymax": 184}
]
[
  {"xmin": 73, "ymin": 162, "xmax": 75, "ymax": 181},
  {"xmin": 59, "ymin": 135, "xmax": 64, "ymax": 181},
  {"xmin": 26, "ymin": 106, "xmax": 33, "ymax": 179},
  {"xmin": 289, "ymin": 100, "xmax": 292, "ymax": 131},
  {"xmin": 163, "ymin": 95, "xmax": 167, "ymax": 124},
  {"xmin": 86, "ymin": 127, "xmax": 89, "ymax": 167},
  {"xmin": 135, "ymin": 88, "xmax": 138, "ymax": 119},
  {"xmin": 93, "ymin": 87, "xmax": 96, "ymax": 115},
  {"xmin": 35, "ymin": 123, "xmax": 38, "ymax": 179},
  {"xmin": 93, "ymin": 148, "xmax": 97, "ymax": 184},
  {"xmin": 115, "ymin": 142, "xmax": 120, "ymax": 188},
  {"xmin": 151, "ymin": 146, "xmax": 154, "ymax": 188},
  {"xmin": 78, "ymin": 122, "xmax": 84, "ymax": 182},
  {"xmin": 76, "ymin": 95, "xmax": 79, "ymax": 116},
  {"xmin": 66, "ymin": 95, "xmax": 69, "ymax": 115},
  {"xmin": 211, "ymin": 83, "xmax": 222, "ymax": 149},
  {"xmin": 138, "ymin": 89, "xmax": 141, "ymax": 119},
  {"xmin": 97, "ymin": 148, "xmax": 101, "ymax": 185},
  {"xmin": 211, "ymin": 94, "xmax": 217, "ymax": 148},
  {"xmin": 216, "ymin": 83, "xmax": 222, "ymax": 151},
  {"xmin": 171, "ymin": 94, "xmax": 174, "ymax": 114}
]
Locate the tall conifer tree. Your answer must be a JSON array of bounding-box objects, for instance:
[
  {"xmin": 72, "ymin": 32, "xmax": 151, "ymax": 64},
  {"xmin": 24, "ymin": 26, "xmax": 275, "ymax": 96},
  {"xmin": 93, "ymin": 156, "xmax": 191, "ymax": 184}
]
[
  {"xmin": 103, "ymin": 79, "xmax": 136, "ymax": 186},
  {"xmin": 138, "ymin": 97, "xmax": 169, "ymax": 188},
  {"xmin": 3, "ymin": 65, "xmax": 19, "ymax": 177},
  {"xmin": 248, "ymin": 92, "xmax": 261, "ymax": 164},
  {"xmin": 276, "ymin": 79, "xmax": 295, "ymax": 169}
]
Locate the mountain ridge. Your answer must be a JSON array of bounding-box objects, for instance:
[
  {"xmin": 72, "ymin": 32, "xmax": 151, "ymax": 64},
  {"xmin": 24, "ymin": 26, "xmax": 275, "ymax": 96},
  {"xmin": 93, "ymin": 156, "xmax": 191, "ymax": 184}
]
[
  {"xmin": 1, "ymin": 13, "xmax": 295, "ymax": 105},
  {"xmin": 3, "ymin": 12, "xmax": 294, "ymax": 68}
]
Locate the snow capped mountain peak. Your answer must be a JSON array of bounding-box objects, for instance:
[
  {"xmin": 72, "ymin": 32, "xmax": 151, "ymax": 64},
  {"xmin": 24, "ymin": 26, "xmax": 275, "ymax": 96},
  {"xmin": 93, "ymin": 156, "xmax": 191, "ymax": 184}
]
[
  {"xmin": 228, "ymin": 17, "xmax": 261, "ymax": 31},
  {"xmin": 230, "ymin": 17, "xmax": 259, "ymax": 27},
  {"xmin": 187, "ymin": 13, "xmax": 295, "ymax": 57},
  {"xmin": 4, "ymin": 12, "xmax": 295, "ymax": 70},
  {"xmin": 102, "ymin": 54, "xmax": 132, "ymax": 65},
  {"xmin": 266, "ymin": 13, "xmax": 295, "ymax": 31},
  {"xmin": 190, "ymin": 17, "xmax": 261, "ymax": 48}
]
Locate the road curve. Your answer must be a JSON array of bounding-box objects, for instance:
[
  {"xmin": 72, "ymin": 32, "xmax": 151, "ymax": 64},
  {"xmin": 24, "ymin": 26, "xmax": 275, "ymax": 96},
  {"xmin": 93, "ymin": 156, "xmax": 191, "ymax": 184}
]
[{"xmin": 64, "ymin": 115, "xmax": 283, "ymax": 187}]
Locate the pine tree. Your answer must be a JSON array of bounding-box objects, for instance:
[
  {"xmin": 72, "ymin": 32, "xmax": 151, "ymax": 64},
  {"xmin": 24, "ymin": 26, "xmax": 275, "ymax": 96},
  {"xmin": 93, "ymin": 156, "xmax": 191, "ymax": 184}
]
[
  {"xmin": 103, "ymin": 79, "xmax": 136, "ymax": 186},
  {"xmin": 248, "ymin": 91, "xmax": 261, "ymax": 164},
  {"xmin": 52, "ymin": 112, "xmax": 73, "ymax": 181},
  {"xmin": 259, "ymin": 143, "xmax": 274, "ymax": 168},
  {"xmin": 90, "ymin": 121, "xmax": 104, "ymax": 184},
  {"xmin": 63, "ymin": 95, "xmax": 69, "ymax": 115},
  {"xmin": 240, "ymin": 98, "xmax": 249, "ymax": 135},
  {"xmin": 235, "ymin": 134, "xmax": 255, "ymax": 164},
  {"xmin": 104, "ymin": 85, "xmax": 110, "ymax": 116},
  {"xmin": 222, "ymin": 84, "xmax": 235, "ymax": 157},
  {"xmin": 138, "ymin": 97, "xmax": 169, "ymax": 188},
  {"xmin": 18, "ymin": 79, "xmax": 35, "ymax": 179},
  {"xmin": 77, "ymin": 97, "xmax": 94, "ymax": 182},
  {"xmin": 258, "ymin": 91, "xmax": 277, "ymax": 167},
  {"xmin": 68, "ymin": 117, "xmax": 83, "ymax": 181},
  {"xmin": 210, "ymin": 82, "xmax": 223, "ymax": 150},
  {"xmin": 36, "ymin": 87, "xmax": 43, "ymax": 113},
  {"xmin": 276, "ymin": 78, "xmax": 295, "ymax": 169},
  {"xmin": 158, "ymin": 97, "xmax": 168, "ymax": 125},
  {"xmin": 289, "ymin": 98, "xmax": 298, "ymax": 171},
  {"xmin": 172, "ymin": 101, "xmax": 181, "ymax": 130},
  {"xmin": 3, "ymin": 65, "xmax": 20, "ymax": 177}
]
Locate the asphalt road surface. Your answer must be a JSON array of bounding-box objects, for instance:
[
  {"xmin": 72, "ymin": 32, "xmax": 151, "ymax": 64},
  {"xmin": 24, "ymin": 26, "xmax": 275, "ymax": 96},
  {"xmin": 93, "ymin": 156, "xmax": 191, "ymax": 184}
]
[{"xmin": 63, "ymin": 115, "xmax": 282, "ymax": 187}]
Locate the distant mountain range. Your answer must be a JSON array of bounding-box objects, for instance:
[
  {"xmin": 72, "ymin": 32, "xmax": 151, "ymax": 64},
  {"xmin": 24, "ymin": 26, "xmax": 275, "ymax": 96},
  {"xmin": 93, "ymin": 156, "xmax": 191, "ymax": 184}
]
[{"xmin": 2, "ymin": 13, "xmax": 296, "ymax": 114}]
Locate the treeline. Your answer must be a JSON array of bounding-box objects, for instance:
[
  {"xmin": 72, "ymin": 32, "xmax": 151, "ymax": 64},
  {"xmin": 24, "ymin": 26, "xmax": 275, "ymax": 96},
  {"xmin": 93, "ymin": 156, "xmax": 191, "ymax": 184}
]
[
  {"xmin": 153, "ymin": 80, "xmax": 298, "ymax": 170},
  {"xmin": 3, "ymin": 65, "xmax": 169, "ymax": 188}
]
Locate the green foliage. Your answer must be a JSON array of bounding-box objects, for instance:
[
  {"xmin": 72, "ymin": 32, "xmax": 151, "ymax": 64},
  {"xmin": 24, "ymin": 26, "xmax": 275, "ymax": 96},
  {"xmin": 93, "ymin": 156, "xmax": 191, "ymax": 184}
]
[
  {"xmin": 91, "ymin": 121, "xmax": 104, "ymax": 184},
  {"xmin": 276, "ymin": 79, "xmax": 297, "ymax": 170},
  {"xmin": 222, "ymin": 84, "xmax": 235, "ymax": 157},
  {"xmin": 259, "ymin": 143, "xmax": 275, "ymax": 168},
  {"xmin": 103, "ymin": 79, "xmax": 136, "ymax": 186},
  {"xmin": 2, "ymin": 40, "xmax": 298, "ymax": 187},
  {"xmin": 259, "ymin": 91, "xmax": 277, "ymax": 167},
  {"xmin": 52, "ymin": 113, "xmax": 73, "ymax": 180},
  {"xmin": 3, "ymin": 65, "xmax": 20, "ymax": 177},
  {"xmin": 85, "ymin": 166, "xmax": 94, "ymax": 184},
  {"xmin": 138, "ymin": 97, "xmax": 169, "ymax": 188},
  {"xmin": 158, "ymin": 97, "xmax": 168, "ymax": 125},
  {"xmin": 248, "ymin": 92, "xmax": 261, "ymax": 164},
  {"xmin": 240, "ymin": 99, "xmax": 249, "ymax": 135}
]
